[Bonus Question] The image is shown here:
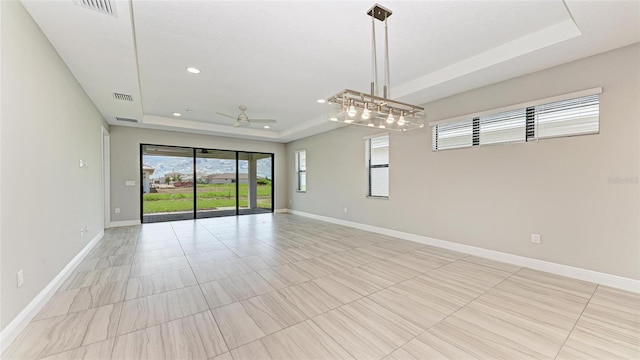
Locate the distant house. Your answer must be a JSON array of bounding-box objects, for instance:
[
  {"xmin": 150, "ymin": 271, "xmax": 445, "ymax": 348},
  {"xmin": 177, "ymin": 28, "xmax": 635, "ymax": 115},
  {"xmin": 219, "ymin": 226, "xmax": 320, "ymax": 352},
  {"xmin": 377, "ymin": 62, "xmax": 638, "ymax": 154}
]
[
  {"xmin": 202, "ymin": 173, "xmax": 249, "ymax": 184},
  {"xmin": 142, "ymin": 165, "xmax": 155, "ymax": 193}
]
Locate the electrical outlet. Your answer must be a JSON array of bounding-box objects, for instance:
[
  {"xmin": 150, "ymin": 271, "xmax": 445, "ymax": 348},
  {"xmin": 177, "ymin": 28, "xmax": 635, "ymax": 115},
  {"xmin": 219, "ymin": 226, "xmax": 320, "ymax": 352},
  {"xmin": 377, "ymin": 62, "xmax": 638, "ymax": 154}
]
[
  {"xmin": 80, "ymin": 228, "xmax": 85, "ymax": 237},
  {"xmin": 344, "ymin": 207, "xmax": 348, "ymax": 213},
  {"xmin": 17, "ymin": 270, "xmax": 24, "ymax": 288},
  {"xmin": 531, "ymin": 234, "xmax": 541, "ymax": 244},
  {"xmin": 115, "ymin": 208, "xmax": 120, "ymax": 214}
]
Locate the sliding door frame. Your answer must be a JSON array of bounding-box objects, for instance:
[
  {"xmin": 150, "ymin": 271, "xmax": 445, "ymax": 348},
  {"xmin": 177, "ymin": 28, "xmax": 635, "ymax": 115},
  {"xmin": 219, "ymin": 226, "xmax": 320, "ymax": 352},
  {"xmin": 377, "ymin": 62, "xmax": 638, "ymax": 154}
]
[{"xmin": 140, "ymin": 143, "xmax": 275, "ymax": 223}]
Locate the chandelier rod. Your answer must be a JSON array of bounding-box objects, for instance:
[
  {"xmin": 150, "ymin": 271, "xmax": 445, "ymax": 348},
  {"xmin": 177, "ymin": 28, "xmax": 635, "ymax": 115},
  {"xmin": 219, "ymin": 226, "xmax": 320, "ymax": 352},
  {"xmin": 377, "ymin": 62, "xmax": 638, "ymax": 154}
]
[
  {"xmin": 384, "ymin": 14, "xmax": 390, "ymax": 99},
  {"xmin": 371, "ymin": 14, "xmax": 377, "ymax": 97}
]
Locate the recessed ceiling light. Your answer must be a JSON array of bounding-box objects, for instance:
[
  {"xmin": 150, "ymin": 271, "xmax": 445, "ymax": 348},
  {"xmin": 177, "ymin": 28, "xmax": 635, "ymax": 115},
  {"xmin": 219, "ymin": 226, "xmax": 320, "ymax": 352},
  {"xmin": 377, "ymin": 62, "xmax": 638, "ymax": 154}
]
[
  {"xmin": 186, "ymin": 67, "xmax": 200, "ymax": 74},
  {"xmin": 173, "ymin": 112, "xmax": 182, "ymax": 117},
  {"xmin": 263, "ymin": 125, "xmax": 270, "ymax": 129},
  {"xmin": 317, "ymin": 99, "xmax": 326, "ymax": 104}
]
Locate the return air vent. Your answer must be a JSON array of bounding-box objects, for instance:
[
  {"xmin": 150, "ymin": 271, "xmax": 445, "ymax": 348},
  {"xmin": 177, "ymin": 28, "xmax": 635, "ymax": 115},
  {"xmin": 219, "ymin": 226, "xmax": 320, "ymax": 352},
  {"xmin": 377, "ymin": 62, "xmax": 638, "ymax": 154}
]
[
  {"xmin": 116, "ymin": 117, "xmax": 138, "ymax": 123},
  {"xmin": 75, "ymin": 0, "xmax": 117, "ymax": 17},
  {"xmin": 113, "ymin": 93, "xmax": 133, "ymax": 102}
]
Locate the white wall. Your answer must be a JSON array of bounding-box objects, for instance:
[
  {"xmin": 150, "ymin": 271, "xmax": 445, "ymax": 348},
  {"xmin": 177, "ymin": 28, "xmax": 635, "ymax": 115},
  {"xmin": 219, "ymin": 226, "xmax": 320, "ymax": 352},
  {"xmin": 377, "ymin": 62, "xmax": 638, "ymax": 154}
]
[
  {"xmin": 109, "ymin": 126, "xmax": 287, "ymax": 222},
  {"xmin": 1, "ymin": 1, "xmax": 108, "ymax": 330},
  {"xmin": 287, "ymin": 43, "xmax": 640, "ymax": 280}
]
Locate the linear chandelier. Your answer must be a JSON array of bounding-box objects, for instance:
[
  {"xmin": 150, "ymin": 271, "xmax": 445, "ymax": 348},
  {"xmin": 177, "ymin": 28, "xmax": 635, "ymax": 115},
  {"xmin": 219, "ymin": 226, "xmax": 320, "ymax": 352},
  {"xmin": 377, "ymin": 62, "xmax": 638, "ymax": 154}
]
[{"xmin": 326, "ymin": 4, "xmax": 425, "ymax": 131}]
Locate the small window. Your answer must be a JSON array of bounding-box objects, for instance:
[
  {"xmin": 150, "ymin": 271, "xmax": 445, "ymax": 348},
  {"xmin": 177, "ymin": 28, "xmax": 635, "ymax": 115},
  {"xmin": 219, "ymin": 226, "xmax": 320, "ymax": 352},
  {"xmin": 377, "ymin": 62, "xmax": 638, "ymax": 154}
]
[
  {"xmin": 366, "ymin": 134, "xmax": 389, "ymax": 198},
  {"xmin": 432, "ymin": 119, "xmax": 473, "ymax": 151},
  {"xmin": 295, "ymin": 150, "xmax": 306, "ymax": 192},
  {"xmin": 479, "ymin": 108, "xmax": 527, "ymax": 145},
  {"xmin": 534, "ymin": 94, "xmax": 599, "ymax": 139}
]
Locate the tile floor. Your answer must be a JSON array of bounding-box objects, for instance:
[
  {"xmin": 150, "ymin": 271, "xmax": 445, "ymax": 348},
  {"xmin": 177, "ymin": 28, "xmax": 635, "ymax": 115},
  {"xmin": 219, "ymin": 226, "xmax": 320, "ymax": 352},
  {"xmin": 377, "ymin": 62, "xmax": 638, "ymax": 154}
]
[{"xmin": 3, "ymin": 214, "xmax": 639, "ymax": 359}]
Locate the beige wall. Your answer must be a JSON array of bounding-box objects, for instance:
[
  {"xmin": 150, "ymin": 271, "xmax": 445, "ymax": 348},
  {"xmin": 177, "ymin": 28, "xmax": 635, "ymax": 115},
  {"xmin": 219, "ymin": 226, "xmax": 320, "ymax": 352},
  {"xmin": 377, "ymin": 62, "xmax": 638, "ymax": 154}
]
[
  {"xmin": 1, "ymin": 1, "xmax": 108, "ymax": 330},
  {"xmin": 109, "ymin": 126, "xmax": 287, "ymax": 222},
  {"xmin": 287, "ymin": 43, "xmax": 640, "ymax": 280}
]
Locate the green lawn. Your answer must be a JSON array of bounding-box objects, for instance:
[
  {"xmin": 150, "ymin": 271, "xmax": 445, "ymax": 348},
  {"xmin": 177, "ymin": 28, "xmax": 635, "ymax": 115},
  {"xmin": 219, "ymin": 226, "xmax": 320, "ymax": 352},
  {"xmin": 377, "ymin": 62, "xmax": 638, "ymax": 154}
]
[{"xmin": 143, "ymin": 183, "xmax": 272, "ymax": 214}]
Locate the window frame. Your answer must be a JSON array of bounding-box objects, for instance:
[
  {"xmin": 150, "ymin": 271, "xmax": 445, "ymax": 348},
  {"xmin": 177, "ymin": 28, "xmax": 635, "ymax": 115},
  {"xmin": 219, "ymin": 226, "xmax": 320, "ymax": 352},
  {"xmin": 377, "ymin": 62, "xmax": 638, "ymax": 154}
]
[
  {"xmin": 431, "ymin": 87, "xmax": 601, "ymax": 151},
  {"xmin": 295, "ymin": 149, "xmax": 307, "ymax": 192},
  {"xmin": 365, "ymin": 133, "xmax": 390, "ymax": 199}
]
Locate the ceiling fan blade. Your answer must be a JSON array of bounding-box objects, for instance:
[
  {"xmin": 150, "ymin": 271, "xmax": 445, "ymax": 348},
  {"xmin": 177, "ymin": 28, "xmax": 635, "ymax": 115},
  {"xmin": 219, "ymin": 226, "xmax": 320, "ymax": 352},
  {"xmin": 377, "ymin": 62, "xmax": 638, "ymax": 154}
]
[
  {"xmin": 250, "ymin": 119, "xmax": 277, "ymax": 123},
  {"xmin": 215, "ymin": 112, "xmax": 237, "ymax": 120}
]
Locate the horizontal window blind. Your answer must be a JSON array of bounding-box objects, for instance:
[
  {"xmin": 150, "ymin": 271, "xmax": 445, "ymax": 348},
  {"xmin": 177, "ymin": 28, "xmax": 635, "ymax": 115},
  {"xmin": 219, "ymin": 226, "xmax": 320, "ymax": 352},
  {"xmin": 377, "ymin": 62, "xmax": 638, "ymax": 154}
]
[
  {"xmin": 479, "ymin": 108, "xmax": 526, "ymax": 145},
  {"xmin": 432, "ymin": 119, "xmax": 472, "ymax": 150},
  {"xmin": 432, "ymin": 92, "xmax": 600, "ymax": 151},
  {"xmin": 299, "ymin": 172, "xmax": 306, "ymax": 192},
  {"xmin": 534, "ymin": 94, "xmax": 599, "ymax": 139},
  {"xmin": 298, "ymin": 150, "xmax": 306, "ymax": 171},
  {"xmin": 367, "ymin": 134, "xmax": 389, "ymax": 197},
  {"xmin": 295, "ymin": 150, "xmax": 306, "ymax": 191}
]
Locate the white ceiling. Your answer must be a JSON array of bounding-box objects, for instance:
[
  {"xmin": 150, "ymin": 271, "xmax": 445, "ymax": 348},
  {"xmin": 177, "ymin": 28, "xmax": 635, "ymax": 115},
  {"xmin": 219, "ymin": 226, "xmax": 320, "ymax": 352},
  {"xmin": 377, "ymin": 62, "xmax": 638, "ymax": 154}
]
[{"xmin": 22, "ymin": 0, "xmax": 640, "ymax": 143}]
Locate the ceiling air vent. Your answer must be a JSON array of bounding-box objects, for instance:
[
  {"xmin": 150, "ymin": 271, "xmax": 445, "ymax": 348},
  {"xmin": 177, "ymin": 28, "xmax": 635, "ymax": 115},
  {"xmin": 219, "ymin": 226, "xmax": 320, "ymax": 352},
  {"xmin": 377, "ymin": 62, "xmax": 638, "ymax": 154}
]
[
  {"xmin": 116, "ymin": 117, "xmax": 138, "ymax": 123},
  {"xmin": 113, "ymin": 92, "xmax": 133, "ymax": 102},
  {"xmin": 75, "ymin": 0, "xmax": 117, "ymax": 17}
]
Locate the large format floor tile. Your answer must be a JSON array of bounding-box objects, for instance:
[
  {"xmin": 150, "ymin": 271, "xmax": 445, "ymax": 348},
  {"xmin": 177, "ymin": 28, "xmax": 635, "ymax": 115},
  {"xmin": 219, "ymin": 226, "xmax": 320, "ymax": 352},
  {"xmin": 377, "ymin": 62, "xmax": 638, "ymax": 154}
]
[
  {"xmin": 278, "ymin": 281, "xmax": 342, "ymax": 317},
  {"xmin": 35, "ymin": 280, "xmax": 127, "ymax": 320},
  {"xmin": 557, "ymin": 286, "xmax": 640, "ymax": 359},
  {"xmin": 211, "ymin": 302, "xmax": 267, "ymax": 349},
  {"xmin": 4, "ymin": 303, "xmax": 122, "ymax": 359},
  {"xmin": 191, "ymin": 258, "xmax": 253, "ymax": 283},
  {"xmin": 125, "ymin": 268, "xmax": 197, "ymax": 300},
  {"xmin": 129, "ymin": 256, "xmax": 191, "ymax": 278},
  {"xmin": 239, "ymin": 291, "xmax": 307, "ymax": 334},
  {"xmin": 112, "ymin": 311, "xmax": 228, "ymax": 359},
  {"xmin": 200, "ymin": 271, "xmax": 275, "ymax": 308},
  {"xmin": 231, "ymin": 320, "xmax": 354, "ymax": 360},
  {"xmin": 38, "ymin": 338, "xmax": 115, "ymax": 360},
  {"xmin": 312, "ymin": 298, "xmax": 422, "ymax": 359},
  {"xmin": 117, "ymin": 285, "xmax": 209, "ymax": 335},
  {"xmin": 257, "ymin": 264, "xmax": 312, "ymax": 289},
  {"xmin": 59, "ymin": 266, "xmax": 130, "ymax": 291},
  {"xmin": 368, "ymin": 285, "xmax": 450, "ymax": 330}
]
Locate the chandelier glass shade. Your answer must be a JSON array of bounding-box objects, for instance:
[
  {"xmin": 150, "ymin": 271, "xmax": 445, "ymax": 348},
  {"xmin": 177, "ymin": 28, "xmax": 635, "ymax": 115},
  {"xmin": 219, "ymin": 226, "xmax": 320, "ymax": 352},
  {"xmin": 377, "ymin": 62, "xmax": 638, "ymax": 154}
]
[
  {"xmin": 326, "ymin": 4, "xmax": 425, "ymax": 131},
  {"xmin": 328, "ymin": 89, "xmax": 425, "ymax": 131}
]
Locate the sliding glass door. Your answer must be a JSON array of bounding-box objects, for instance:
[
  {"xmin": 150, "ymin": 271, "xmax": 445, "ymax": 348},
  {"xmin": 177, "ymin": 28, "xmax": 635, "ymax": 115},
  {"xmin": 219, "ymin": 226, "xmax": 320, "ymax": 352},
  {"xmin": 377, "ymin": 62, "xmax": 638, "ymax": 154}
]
[
  {"xmin": 195, "ymin": 149, "xmax": 237, "ymax": 218},
  {"xmin": 141, "ymin": 145, "xmax": 194, "ymax": 223},
  {"xmin": 238, "ymin": 152, "xmax": 273, "ymax": 215},
  {"xmin": 141, "ymin": 144, "xmax": 273, "ymax": 223}
]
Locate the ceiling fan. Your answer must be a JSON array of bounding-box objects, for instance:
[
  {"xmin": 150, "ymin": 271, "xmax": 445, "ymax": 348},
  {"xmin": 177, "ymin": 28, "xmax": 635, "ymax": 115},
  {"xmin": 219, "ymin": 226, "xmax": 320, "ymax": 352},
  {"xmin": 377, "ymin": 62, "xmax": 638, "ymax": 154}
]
[{"xmin": 216, "ymin": 105, "xmax": 277, "ymax": 127}]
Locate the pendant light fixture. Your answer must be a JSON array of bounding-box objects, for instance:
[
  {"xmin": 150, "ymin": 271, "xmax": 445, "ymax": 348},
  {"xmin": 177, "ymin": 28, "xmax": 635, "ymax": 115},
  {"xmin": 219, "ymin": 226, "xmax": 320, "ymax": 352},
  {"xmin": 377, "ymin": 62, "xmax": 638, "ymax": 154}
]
[{"xmin": 325, "ymin": 3, "xmax": 425, "ymax": 131}]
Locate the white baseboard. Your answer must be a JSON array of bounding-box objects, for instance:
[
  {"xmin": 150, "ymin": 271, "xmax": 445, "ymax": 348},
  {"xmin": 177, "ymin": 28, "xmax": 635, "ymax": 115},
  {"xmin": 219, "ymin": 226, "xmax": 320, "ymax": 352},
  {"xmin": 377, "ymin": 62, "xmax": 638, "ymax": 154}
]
[
  {"xmin": 289, "ymin": 209, "xmax": 640, "ymax": 293},
  {"xmin": 274, "ymin": 208, "xmax": 289, "ymax": 214},
  {"xmin": 108, "ymin": 220, "xmax": 141, "ymax": 228},
  {"xmin": 0, "ymin": 230, "xmax": 104, "ymax": 353}
]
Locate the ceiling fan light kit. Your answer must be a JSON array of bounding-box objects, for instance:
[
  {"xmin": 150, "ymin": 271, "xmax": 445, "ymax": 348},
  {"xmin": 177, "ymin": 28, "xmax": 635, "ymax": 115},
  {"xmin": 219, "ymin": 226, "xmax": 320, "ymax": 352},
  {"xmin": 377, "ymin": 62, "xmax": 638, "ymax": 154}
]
[{"xmin": 326, "ymin": 3, "xmax": 425, "ymax": 132}]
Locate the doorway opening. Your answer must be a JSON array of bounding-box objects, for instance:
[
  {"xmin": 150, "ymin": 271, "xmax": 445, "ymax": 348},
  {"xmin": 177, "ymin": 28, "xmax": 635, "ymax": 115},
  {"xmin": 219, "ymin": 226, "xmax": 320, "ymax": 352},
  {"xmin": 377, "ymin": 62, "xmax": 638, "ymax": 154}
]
[{"xmin": 140, "ymin": 144, "xmax": 273, "ymax": 223}]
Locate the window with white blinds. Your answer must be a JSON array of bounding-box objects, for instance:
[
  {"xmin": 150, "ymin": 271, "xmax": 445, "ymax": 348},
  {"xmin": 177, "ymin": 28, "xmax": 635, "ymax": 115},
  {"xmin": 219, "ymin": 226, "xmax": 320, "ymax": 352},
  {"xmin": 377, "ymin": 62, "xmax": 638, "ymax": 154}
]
[
  {"xmin": 431, "ymin": 119, "xmax": 473, "ymax": 150},
  {"xmin": 431, "ymin": 90, "xmax": 600, "ymax": 151},
  {"xmin": 366, "ymin": 134, "xmax": 389, "ymax": 198},
  {"xmin": 534, "ymin": 94, "xmax": 599, "ymax": 139},
  {"xmin": 295, "ymin": 150, "xmax": 306, "ymax": 192},
  {"xmin": 479, "ymin": 108, "xmax": 526, "ymax": 145}
]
